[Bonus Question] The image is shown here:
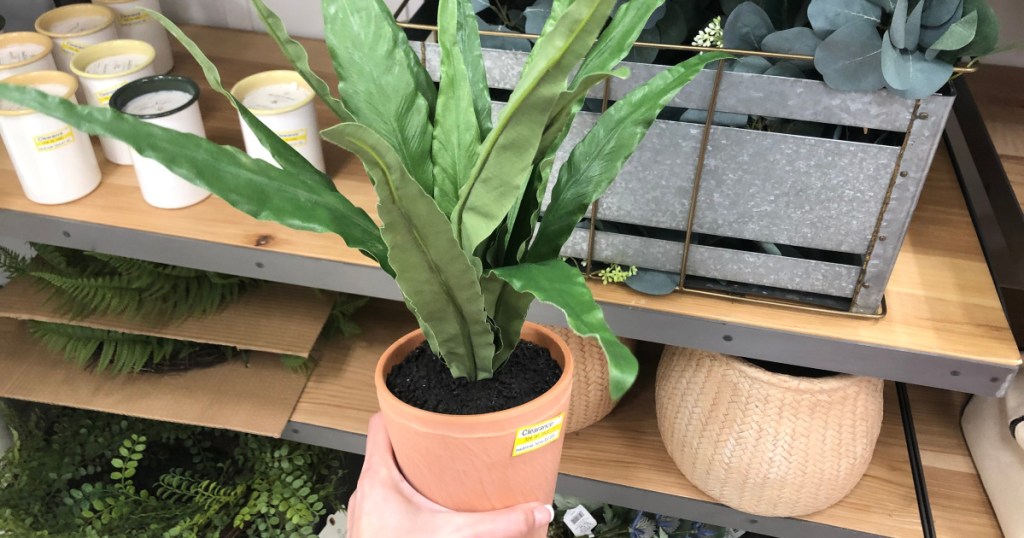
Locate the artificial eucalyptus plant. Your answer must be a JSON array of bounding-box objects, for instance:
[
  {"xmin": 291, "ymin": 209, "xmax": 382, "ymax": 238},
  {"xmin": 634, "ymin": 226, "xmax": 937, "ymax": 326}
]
[{"xmin": 0, "ymin": 0, "xmax": 728, "ymax": 399}]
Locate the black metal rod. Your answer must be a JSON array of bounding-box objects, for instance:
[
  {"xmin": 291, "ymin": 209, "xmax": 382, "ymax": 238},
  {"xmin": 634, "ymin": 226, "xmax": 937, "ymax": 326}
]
[{"xmin": 896, "ymin": 382, "xmax": 937, "ymax": 538}]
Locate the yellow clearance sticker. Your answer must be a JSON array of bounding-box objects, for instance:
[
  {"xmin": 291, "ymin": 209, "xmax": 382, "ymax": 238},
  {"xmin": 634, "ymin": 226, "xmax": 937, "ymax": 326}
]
[
  {"xmin": 512, "ymin": 413, "xmax": 564, "ymax": 457},
  {"xmin": 118, "ymin": 11, "xmax": 149, "ymax": 26},
  {"xmin": 95, "ymin": 83, "xmax": 127, "ymax": 105},
  {"xmin": 277, "ymin": 128, "xmax": 308, "ymax": 147},
  {"xmin": 34, "ymin": 127, "xmax": 75, "ymax": 152},
  {"xmin": 60, "ymin": 41, "xmax": 86, "ymax": 55}
]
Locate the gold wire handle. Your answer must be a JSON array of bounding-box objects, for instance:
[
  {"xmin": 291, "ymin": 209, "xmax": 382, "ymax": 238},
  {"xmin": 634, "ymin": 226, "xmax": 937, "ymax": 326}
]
[{"xmin": 396, "ymin": 22, "xmax": 978, "ymax": 74}]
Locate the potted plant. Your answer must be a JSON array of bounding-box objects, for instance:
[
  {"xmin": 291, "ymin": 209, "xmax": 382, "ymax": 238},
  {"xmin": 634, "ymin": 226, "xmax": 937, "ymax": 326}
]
[{"xmin": 0, "ymin": 0, "xmax": 727, "ymax": 525}]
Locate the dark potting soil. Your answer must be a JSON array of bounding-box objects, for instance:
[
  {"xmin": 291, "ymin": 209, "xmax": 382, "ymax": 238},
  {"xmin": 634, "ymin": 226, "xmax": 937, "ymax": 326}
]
[{"xmin": 385, "ymin": 341, "xmax": 563, "ymax": 415}]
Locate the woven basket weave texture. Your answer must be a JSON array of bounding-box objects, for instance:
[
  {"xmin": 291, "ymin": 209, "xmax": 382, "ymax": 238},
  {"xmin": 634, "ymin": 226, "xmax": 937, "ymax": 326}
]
[
  {"xmin": 547, "ymin": 326, "xmax": 634, "ymax": 434},
  {"xmin": 655, "ymin": 347, "xmax": 884, "ymax": 517}
]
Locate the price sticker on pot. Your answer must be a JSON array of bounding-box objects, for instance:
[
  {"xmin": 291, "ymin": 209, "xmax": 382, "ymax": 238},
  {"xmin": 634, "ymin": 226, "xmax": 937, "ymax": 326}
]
[{"xmin": 512, "ymin": 413, "xmax": 564, "ymax": 457}]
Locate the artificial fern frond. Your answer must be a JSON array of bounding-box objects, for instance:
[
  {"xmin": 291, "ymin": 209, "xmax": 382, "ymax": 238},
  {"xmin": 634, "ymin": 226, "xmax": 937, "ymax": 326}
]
[
  {"xmin": 21, "ymin": 244, "xmax": 259, "ymax": 324},
  {"xmin": 0, "ymin": 244, "xmax": 31, "ymax": 279},
  {"xmin": 27, "ymin": 322, "xmax": 232, "ymax": 374},
  {"xmin": 319, "ymin": 294, "xmax": 369, "ymax": 341}
]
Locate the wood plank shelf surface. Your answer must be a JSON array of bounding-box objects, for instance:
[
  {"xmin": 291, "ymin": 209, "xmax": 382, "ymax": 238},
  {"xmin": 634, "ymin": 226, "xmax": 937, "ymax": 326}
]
[
  {"xmin": 286, "ymin": 300, "xmax": 1001, "ymax": 538},
  {"xmin": 0, "ymin": 26, "xmax": 1017, "ymax": 394}
]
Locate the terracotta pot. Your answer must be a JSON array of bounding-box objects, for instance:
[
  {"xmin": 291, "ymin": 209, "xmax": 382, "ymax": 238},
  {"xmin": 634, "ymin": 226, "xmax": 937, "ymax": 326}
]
[
  {"xmin": 546, "ymin": 325, "xmax": 635, "ymax": 433},
  {"xmin": 656, "ymin": 347, "xmax": 883, "ymax": 517},
  {"xmin": 375, "ymin": 322, "xmax": 574, "ymax": 538}
]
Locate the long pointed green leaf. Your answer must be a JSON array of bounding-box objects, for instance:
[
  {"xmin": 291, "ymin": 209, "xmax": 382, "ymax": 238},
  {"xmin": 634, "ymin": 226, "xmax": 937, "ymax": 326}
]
[
  {"xmin": 452, "ymin": 0, "xmax": 616, "ymax": 253},
  {"xmin": 0, "ymin": 86, "xmax": 390, "ymax": 272},
  {"xmin": 146, "ymin": 9, "xmax": 332, "ymax": 189},
  {"xmin": 457, "ymin": 0, "xmax": 493, "ymax": 137},
  {"xmin": 481, "ymin": 273, "xmax": 533, "ymax": 370},
  {"xmin": 250, "ymin": 0, "xmax": 351, "ymax": 122},
  {"xmin": 574, "ymin": 0, "xmax": 665, "ymax": 89},
  {"xmin": 493, "ymin": 260, "xmax": 638, "ymax": 400},
  {"xmin": 322, "ymin": 0, "xmax": 436, "ymax": 193},
  {"xmin": 322, "ymin": 123, "xmax": 496, "ymax": 380},
  {"xmin": 432, "ymin": 0, "xmax": 484, "ymax": 216},
  {"xmin": 529, "ymin": 52, "xmax": 730, "ymax": 261}
]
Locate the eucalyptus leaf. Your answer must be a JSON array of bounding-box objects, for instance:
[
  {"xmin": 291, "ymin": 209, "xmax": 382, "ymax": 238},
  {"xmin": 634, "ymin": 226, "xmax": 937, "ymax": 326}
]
[
  {"xmin": 760, "ymin": 27, "xmax": 821, "ymax": 68},
  {"xmin": 732, "ymin": 55, "xmax": 774, "ymax": 73},
  {"xmin": 681, "ymin": 108, "xmax": 749, "ymax": 127},
  {"xmin": 904, "ymin": 0, "xmax": 923, "ymax": 50},
  {"xmin": 814, "ymin": 19, "xmax": 887, "ymax": 92},
  {"xmin": 452, "ymin": 0, "xmax": 614, "ymax": 254},
  {"xmin": 322, "ymin": 0, "xmax": 436, "ymax": 193},
  {"xmin": 865, "ymin": 0, "xmax": 896, "ymax": 11},
  {"xmin": 955, "ymin": 0, "xmax": 998, "ymax": 57},
  {"xmin": 624, "ymin": 27, "xmax": 660, "ymax": 63},
  {"xmin": 0, "ymin": 86, "xmax": 391, "ymax": 273},
  {"xmin": 723, "ymin": 2, "xmax": 775, "ymax": 50},
  {"xmin": 919, "ymin": 0, "xmax": 964, "ymax": 48},
  {"xmin": 524, "ymin": 0, "xmax": 554, "ymax": 35},
  {"xmin": 493, "ymin": 260, "xmax": 638, "ymax": 400},
  {"xmin": 529, "ymin": 52, "xmax": 730, "ymax": 262},
  {"xmin": 250, "ymin": 0, "xmax": 350, "ymax": 122},
  {"xmin": 889, "ymin": 0, "xmax": 908, "ymax": 49},
  {"xmin": 472, "ymin": 0, "xmax": 490, "ymax": 13},
  {"xmin": 807, "ymin": 0, "xmax": 883, "ymax": 36},
  {"xmin": 625, "ymin": 269, "xmax": 678, "ymax": 295},
  {"xmin": 890, "ymin": 50, "xmax": 954, "ymax": 98},
  {"xmin": 925, "ymin": 9, "xmax": 977, "ymax": 59},
  {"xmin": 764, "ymin": 60, "xmax": 805, "ymax": 78},
  {"xmin": 321, "ymin": 123, "xmax": 496, "ymax": 379},
  {"xmin": 922, "ymin": 0, "xmax": 963, "ymax": 27}
]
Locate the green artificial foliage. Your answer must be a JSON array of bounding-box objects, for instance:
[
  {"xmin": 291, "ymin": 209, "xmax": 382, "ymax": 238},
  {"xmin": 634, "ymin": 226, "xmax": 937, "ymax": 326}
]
[
  {"xmin": 0, "ymin": 401, "xmax": 347, "ymax": 537},
  {"xmin": 0, "ymin": 0, "xmax": 731, "ymax": 401},
  {"xmin": 26, "ymin": 322, "xmax": 236, "ymax": 374},
  {"xmin": 0, "ymin": 244, "xmax": 258, "ymax": 323}
]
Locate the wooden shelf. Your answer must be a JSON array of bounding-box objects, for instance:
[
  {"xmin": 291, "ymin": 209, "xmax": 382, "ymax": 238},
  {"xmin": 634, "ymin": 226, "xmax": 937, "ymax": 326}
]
[
  {"xmin": 285, "ymin": 300, "xmax": 1001, "ymax": 538},
  {"xmin": 0, "ymin": 25, "xmax": 1017, "ymax": 394}
]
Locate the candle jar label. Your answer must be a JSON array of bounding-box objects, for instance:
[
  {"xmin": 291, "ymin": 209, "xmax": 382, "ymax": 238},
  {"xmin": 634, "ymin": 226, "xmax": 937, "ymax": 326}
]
[
  {"xmin": 95, "ymin": 83, "xmax": 129, "ymax": 105},
  {"xmin": 33, "ymin": 126, "xmax": 76, "ymax": 152},
  {"xmin": 0, "ymin": 45, "xmax": 46, "ymax": 66},
  {"xmin": 118, "ymin": 11, "xmax": 149, "ymax": 27},
  {"xmin": 277, "ymin": 128, "xmax": 308, "ymax": 147}
]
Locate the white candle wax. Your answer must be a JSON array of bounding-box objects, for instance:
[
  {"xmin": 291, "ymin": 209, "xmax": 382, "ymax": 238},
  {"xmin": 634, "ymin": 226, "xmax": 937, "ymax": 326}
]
[
  {"xmin": 0, "ymin": 44, "xmax": 46, "ymax": 66},
  {"xmin": 241, "ymin": 82, "xmax": 311, "ymax": 111},
  {"xmin": 0, "ymin": 83, "xmax": 69, "ymax": 111},
  {"xmin": 49, "ymin": 16, "xmax": 107, "ymax": 35},
  {"xmin": 85, "ymin": 53, "xmax": 149, "ymax": 75},
  {"xmin": 123, "ymin": 90, "xmax": 192, "ymax": 115}
]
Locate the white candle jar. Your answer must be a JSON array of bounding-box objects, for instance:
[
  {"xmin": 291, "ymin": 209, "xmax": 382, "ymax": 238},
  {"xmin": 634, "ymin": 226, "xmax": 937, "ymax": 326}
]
[
  {"xmin": 93, "ymin": 0, "xmax": 174, "ymax": 75},
  {"xmin": 230, "ymin": 70, "xmax": 325, "ymax": 173},
  {"xmin": 110, "ymin": 75, "xmax": 210, "ymax": 209},
  {"xmin": 70, "ymin": 39, "xmax": 156, "ymax": 165},
  {"xmin": 0, "ymin": 32, "xmax": 56, "ymax": 81},
  {"xmin": 0, "ymin": 71, "xmax": 102, "ymax": 205},
  {"xmin": 34, "ymin": 5, "xmax": 118, "ymax": 77}
]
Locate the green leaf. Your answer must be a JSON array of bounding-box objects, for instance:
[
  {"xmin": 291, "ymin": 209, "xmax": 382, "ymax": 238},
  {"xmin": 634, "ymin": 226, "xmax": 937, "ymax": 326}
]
[
  {"xmin": 250, "ymin": 0, "xmax": 351, "ymax": 122},
  {"xmin": 481, "ymin": 273, "xmax": 533, "ymax": 369},
  {"xmin": 0, "ymin": 86, "xmax": 392, "ymax": 273},
  {"xmin": 145, "ymin": 8, "xmax": 332, "ymax": 186},
  {"xmin": 926, "ymin": 9, "xmax": 978, "ymax": 58},
  {"xmin": 322, "ymin": 123, "xmax": 496, "ymax": 379},
  {"xmin": 922, "ymin": 0, "xmax": 963, "ymax": 27},
  {"xmin": 529, "ymin": 52, "xmax": 730, "ymax": 262},
  {"xmin": 322, "ymin": 0, "xmax": 436, "ymax": 193},
  {"xmin": 723, "ymin": 1, "xmax": 775, "ymax": 49},
  {"xmin": 452, "ymin": 0, "xmax": 616, "ymax": 253},
  {"xmin": 814, "ymin": 20, "xmax": 887, "ymax": 92},
  {"xmin": 760, "ymin": 27, "xmax": 821, "ymax": 68},
  {"xmin": 493, "ymin": 260, "xmax": 638, "ymax": 400},
  {"xmin": 889, "ymin": 0, "xmax": 909, "ymax": 49},
  {"xmin": 433, "ymin": 0, "xmax": 486, "ymax": 216},
  {"xmin": 807, "ymin": 0, "xmax": 883, "ymax": 36},
  {"xmin": 955, "ymin": 0, "xmax": 998, "ymax": 57},
  {"xmin": 903, "ymin": 0, "xmax": 923, "ymax": 50},
  {"xmin": 111, "ymin": 458, "xmax": 124, "ymax": 469},
  {"xmin": 881, "ymin": 44, "xmax": 954, "ymax": 98},
  {"xmin": 575, "ymin": 0, "xmax": 664, "ymax": 89}
]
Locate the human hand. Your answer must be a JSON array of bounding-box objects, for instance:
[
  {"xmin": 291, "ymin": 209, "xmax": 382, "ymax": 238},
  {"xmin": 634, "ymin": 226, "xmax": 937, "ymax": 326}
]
[{"xmin": 347, "ymin": 413, "xmax": 555, "ymax": 538}]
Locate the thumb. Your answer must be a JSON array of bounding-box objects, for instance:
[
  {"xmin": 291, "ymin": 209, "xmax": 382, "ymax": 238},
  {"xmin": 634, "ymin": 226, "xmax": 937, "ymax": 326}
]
[{"xmin": 453, "ymin": 502, "xmax": 554, "ymax": 538}]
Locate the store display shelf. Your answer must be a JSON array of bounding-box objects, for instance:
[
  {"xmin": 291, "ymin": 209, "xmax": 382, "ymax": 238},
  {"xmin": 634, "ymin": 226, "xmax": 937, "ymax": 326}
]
[
  {"xmin": 0, "ymin": 299, "xmax": 1000, "ymax": 537},
  {"xmin": 0, "ymin": 25, "xmax": 1017, "ymax": 394}
]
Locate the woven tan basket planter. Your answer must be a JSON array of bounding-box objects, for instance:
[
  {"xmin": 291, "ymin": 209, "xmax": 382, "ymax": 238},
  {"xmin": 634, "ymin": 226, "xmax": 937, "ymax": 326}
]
[
  {"xmin": 655, "ymin": 347, "xmax": 884, "ymax": 517},
  {"xmin": 546, "ymin": 326, "xmax": 635, "ymax": 434}
]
